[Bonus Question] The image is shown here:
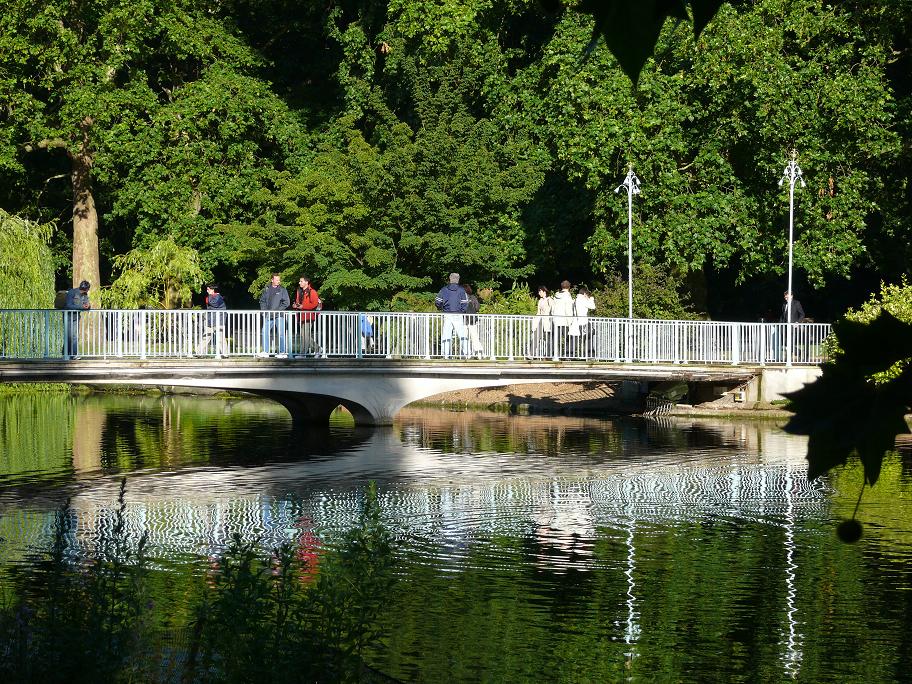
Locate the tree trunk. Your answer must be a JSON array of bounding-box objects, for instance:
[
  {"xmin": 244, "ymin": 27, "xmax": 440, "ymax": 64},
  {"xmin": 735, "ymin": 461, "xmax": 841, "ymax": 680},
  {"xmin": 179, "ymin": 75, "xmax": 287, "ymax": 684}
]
[{"xmin": 71, "ymin": 117, "xmax": 100, "ymax": 296}]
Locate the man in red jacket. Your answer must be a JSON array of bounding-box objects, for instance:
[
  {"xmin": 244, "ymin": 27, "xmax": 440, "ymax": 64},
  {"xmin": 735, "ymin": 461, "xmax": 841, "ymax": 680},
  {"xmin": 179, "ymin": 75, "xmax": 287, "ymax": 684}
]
[{"xmin": 292, "ymin": 276, "xmax": 322, "ymax": 357}]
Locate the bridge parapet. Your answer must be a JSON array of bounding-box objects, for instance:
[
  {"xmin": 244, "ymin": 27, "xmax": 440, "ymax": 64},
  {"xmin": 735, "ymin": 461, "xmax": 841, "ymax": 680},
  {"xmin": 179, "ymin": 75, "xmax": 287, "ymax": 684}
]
[{"xmin": 0, "ymin": 309, "xmax": 831, "ymax": 367}]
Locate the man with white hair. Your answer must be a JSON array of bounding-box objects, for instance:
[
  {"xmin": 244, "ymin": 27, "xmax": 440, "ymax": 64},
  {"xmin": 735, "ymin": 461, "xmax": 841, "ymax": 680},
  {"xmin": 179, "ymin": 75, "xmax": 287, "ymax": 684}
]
[{"xmin": 434, "ymin": 272, "xmax": 468, "ymax": 359}]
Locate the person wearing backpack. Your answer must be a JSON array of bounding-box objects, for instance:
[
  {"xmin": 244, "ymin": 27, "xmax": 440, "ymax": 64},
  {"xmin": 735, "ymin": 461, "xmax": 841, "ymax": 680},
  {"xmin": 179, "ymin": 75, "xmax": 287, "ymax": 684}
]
[
  {"xmin": 464, "ymin": 284, "xmax": 484, "ymax": 359},
  {"xmin": 62, "ymin": 280, "xmax": 91, "ymax": 359}
]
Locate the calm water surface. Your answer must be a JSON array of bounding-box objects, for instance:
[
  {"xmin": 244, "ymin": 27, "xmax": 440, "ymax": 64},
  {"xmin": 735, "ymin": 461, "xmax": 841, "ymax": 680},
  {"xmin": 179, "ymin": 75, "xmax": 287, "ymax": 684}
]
[{"xmin": 2, "ymin": 392, "xmax": 912, "ymax": 682}]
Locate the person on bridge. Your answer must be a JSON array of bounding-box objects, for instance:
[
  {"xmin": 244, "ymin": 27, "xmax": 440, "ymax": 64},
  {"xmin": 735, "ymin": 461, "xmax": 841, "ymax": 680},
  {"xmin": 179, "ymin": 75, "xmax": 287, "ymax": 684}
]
[
  {"xmin": 258, "ymin": 273, "xmax": 290, "ymax": 358},
  {"xmin": 572, "ymin": 286, "xmax": 597, "ymax": 358},
  {"xmin": 196, "ymin": 284, "xmax": 228, "ymax": 357},
  {"xmin": 527, "ymin": 285, "xmax": 552, "ymax": 359},
  {"xmin": 773, "ymin": 291, "xmax": 806, "ymax": 362},
  {"xmin": 463, "ymin": 284, "xmax": 484, "ymax": 358},
  {"xmin": 551, "ymin": 280, "xmax": 575, "ymax": 358},
  {"xmin": 63, "ymin": 280, "xmax": 91, "ymax": 359},
  {"xmin": 780, "ymin": 291, "xmax": 805, "ymax": 324},
  {"xmin": 435, "ymin": 272, "xmax": 468, "ymax": 359},
  {"xmin": 292, "ymin": 276, "xmax": 322, "ymax": 357}
]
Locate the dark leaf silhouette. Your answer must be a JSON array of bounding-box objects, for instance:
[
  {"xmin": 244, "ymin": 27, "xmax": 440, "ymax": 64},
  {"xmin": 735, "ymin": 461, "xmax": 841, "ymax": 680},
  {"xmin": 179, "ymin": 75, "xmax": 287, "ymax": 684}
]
[
  {"xmin": 579, "ymin": 0, "xmax": 726, "ymax": 83},
  {"xmin": 785, "ymin": 311, "xmax": 912, "ymax": 485}
]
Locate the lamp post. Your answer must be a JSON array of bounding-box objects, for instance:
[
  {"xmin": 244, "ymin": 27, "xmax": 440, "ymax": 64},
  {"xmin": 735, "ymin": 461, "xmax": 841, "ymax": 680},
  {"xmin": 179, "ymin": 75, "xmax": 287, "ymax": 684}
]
[
  {"xmin": 615, "ymin": 164, "xmax": 641, "ymax": 320},
  {"xmin": 778, "ymin": 150, "xmax": 805, "ymax": 367}
]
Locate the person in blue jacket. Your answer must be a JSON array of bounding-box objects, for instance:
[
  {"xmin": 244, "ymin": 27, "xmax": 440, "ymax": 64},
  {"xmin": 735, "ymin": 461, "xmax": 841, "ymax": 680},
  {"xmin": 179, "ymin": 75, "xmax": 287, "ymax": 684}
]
[
  {"xmin": 63, "ymin": 280, "xmax": 91, "ymax": 359},
  {"xmin": 434, "ymin": 272, "xmax": 468, "ymax": 358}
]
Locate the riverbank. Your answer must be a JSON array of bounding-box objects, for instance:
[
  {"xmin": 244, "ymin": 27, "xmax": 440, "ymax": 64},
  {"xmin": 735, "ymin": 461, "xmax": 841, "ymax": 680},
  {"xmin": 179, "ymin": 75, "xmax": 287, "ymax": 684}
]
[{"xmin": 421, "ymin": 381, "xmax": 795, "ymax": 419}]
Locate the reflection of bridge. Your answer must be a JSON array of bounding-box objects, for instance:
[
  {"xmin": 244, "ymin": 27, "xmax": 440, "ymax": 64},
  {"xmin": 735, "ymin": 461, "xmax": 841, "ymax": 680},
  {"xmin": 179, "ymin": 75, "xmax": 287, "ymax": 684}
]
[{"xmin": 0, "ymin": 309, "xmax": 830, "ymax": 424}]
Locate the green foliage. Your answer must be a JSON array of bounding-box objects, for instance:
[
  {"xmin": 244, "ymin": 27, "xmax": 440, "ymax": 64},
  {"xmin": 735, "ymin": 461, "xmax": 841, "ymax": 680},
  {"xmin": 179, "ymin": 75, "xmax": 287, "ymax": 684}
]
[
  {"xmin": 0, "ymin": 210, "xmax": 55, "ymax": 309},
  {"xmin": 494, "ymin": 0, "xmax": 902, "ymax": 294},
  {"xmin": 1, "ymin": 0, "xmax": 910, "ymax": 316},
  {"xmin": 103, "ymin": 238, "xmax": 204, "ymax": 309},
  {"xmin": 477, "ymin": 284, "xmax": 538, "ymax": 316},
  {"xmin": 592, "ymin": 264, "xmax": 702, "ymax": 319},
  {"xmin": 0, "ymin": 480, "xmax": 152, "ymax": 682}
]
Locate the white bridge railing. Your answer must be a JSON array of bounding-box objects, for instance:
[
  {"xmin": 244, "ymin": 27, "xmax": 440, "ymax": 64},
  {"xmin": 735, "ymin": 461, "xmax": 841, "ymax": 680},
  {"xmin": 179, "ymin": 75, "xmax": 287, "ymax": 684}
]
[{"xmin": 0, "ymin": 309, "xmax": 831, "ymax": 366}]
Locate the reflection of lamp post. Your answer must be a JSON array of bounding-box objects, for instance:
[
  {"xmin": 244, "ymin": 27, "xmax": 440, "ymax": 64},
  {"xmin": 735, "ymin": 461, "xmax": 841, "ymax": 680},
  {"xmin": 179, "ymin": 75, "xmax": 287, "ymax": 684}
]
[
  {"xmin": 778, "ymin": 151, "xmax": 805, "ymax": 367},
  {"xmin": 615, "ymin": 165, "xmax": 641, "ymax": 320}
]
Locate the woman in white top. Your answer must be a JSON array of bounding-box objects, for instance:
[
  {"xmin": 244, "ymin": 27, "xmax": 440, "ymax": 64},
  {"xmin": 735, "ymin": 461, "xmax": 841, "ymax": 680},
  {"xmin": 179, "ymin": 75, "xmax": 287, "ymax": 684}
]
[
  {"xmin": 527, "ymin": 286, "xmax": 552, "ymax": 359},
  {"xmin": 550, "ymin": 280, "xmax": 575, "ymax": 358},
  {"xmin": 571, "ymin": 287, "xmax": 597, "ymax": 357}
]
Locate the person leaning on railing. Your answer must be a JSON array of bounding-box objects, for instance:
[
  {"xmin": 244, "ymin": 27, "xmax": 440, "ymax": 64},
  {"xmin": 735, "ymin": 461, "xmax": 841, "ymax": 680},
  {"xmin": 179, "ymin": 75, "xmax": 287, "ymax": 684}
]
[{"xmin": 63, "ymin": 280, "xmax": 91, "ymax": 359}]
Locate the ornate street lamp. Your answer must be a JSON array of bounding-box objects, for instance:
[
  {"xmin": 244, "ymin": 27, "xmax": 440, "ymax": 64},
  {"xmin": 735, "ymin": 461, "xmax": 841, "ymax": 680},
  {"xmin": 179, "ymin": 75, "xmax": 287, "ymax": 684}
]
[
  {"xmin": 615, "ymin": 164, "xmax": 641, "ymax": 319},
  {"xmin": 778, "ymin": 150, "xmax": 805, "ymax": 367}
]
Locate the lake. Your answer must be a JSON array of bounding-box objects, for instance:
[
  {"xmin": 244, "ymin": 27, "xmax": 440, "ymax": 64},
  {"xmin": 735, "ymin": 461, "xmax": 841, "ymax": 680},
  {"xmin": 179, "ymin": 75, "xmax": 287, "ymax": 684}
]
[{"xmin": 1, "ymin": 391, "xmax": 911, "ymax": 682}]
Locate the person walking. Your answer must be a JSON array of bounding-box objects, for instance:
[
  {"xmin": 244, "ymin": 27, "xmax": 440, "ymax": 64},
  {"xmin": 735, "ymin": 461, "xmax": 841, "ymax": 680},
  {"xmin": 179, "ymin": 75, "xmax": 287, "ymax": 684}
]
[
  {"xmin": 292, "ymin": 276, "xmax": 322, "ymax": 357},
  {"xmin": 527, "ymin": 286, "xmax": 552, "ymax": 359},
  {"xmin": 258, "ymin": 273, "xmax": 290, "ymax": 358},
  {"xmin": 550, "ymin": 280, "xmax": 574, "ymax": 358},
  {"xmin": 196, "ymin": 284, "xmax": 228, "ymax": 357},
  {"xmin": 434, "ymin": 272, "xmax": 468, "ymax": 358},
  {"xmin": 463, "ymin": 284, "xmax": 484, "ymax": 358},
  {"xmin": 63, "ymin": 280, "xmax": 91, "ymax": 359}
]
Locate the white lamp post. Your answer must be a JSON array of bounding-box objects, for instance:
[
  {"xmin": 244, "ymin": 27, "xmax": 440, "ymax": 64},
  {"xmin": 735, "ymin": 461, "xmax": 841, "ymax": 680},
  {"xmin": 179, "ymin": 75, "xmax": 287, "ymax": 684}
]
[
  {"xmin": 615, "ymin": 164, "xmax": 641, "ymax": 319},
  {"xmin": 778, "ymin": 150, "xmax": 805, "ymax": 367}
]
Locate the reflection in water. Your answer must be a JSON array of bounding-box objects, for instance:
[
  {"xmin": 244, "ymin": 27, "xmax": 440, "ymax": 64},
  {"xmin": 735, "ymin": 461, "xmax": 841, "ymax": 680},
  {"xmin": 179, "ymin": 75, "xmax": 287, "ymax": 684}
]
[
  {"xmin": 72, "ymin": 401, "xmax": 105, "ymax": 474},
  {"xmin": 2, "ymin": 394, "xmax": 912, "ymax": 681}
]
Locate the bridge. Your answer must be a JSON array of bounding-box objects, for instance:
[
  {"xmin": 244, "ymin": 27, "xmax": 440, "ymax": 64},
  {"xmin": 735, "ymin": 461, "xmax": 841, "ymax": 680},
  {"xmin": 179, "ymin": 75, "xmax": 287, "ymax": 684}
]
[{"xmin": 0, "ymin": 309, "xmax": 830, "ymax": 425}]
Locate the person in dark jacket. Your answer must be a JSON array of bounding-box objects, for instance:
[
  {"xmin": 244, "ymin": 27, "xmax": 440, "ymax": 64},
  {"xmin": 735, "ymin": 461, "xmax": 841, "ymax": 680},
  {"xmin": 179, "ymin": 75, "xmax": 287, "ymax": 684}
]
[
  {"xmin": 774, "ymin": 291, "xmax": 806, "ymax": 362},
  {"xmin": 196, "ymin": 284, "xmax": 228, "ymax": 357},
  {"xmin": 258, "ymin": 273, "xmax": 290, "ymax": 357},
  {"xmin": 435, "ymin": 272, "xmax": 468, "ymax": 358},
  {"xmin": 63, "ymin": 280, "xmax": 91, "ymax": 359},
  {"xmin": 779, "ymin": 291, "xmax": 805, "ymax": 323}
]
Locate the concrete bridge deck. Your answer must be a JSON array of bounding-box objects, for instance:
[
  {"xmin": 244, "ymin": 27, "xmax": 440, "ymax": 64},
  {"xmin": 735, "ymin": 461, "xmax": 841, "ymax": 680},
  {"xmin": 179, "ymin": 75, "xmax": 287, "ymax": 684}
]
[{"xmin": 0, "ymin": 357, "xmax": 807, "ymax": 425}]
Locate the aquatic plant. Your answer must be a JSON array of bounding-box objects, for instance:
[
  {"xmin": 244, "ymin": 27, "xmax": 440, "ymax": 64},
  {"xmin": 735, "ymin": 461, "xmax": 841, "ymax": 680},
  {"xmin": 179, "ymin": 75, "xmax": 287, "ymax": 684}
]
[{"xmin": 0, "ymin": 480, "xmax": 397, "ymax": 682}]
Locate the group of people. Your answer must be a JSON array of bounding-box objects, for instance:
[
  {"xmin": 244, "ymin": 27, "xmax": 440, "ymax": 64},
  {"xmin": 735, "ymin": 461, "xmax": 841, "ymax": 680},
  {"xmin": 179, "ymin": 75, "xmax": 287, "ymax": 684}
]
[
  {"xmin": 58, "ymin": 273, "xmax": 807, "ymax": 361},
  {"xmin": 252, "ymin": 273, "xmax": 323, "ymax": 358},
  {"xmin": 434, "ymin": 274, "xmax": 598, "ymax": 360},
  {"xmin": 528, "ymin": 280, "xmax": 597, "ymax": 359}
]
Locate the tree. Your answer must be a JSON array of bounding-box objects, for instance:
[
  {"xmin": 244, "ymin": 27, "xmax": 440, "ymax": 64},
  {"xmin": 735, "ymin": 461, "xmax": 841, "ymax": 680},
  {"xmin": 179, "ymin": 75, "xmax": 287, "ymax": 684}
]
[
  {"xmin": 494, "ymin": 1, "xmax": 901, "ymax": 296},
  {"xmin": 0, "ymin": 0, "xmax": 302, "ymax": 291},
  {"xmin": 0, "ymin": 210, "xmax": 55, "ymax": 309},
  {"xmin": 103, "ymin": 237, "xmax": 203, "ymax": 309}
]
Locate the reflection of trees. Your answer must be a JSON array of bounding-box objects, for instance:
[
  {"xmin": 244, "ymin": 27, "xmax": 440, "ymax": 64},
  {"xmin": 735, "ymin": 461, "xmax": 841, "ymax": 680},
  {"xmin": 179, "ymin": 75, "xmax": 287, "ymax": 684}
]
[
  {"xmin": 395, "ymin": 407, "xmax": 626, "ymax": 457},
  {"xmin": 0, "ymin": 392, "xmax": 74, "ymax": 483}
]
